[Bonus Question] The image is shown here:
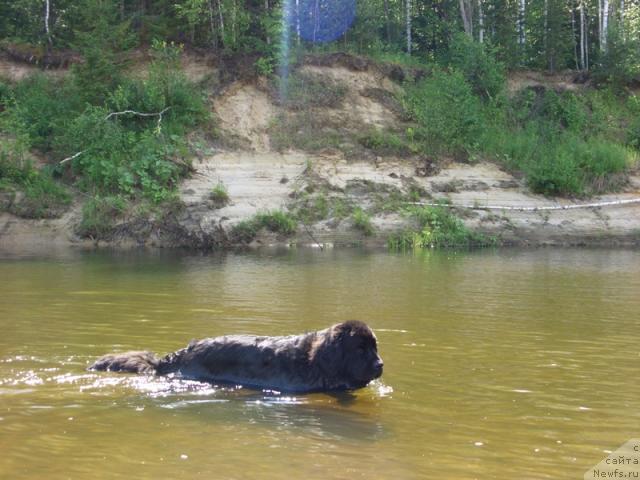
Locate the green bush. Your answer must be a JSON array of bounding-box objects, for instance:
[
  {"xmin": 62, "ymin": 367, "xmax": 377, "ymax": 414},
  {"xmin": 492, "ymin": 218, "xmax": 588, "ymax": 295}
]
[
  {"xmin": 358, "ymin": 129, "xmax": 415, "ymax": 156},
  {"xmin": 352, "ymin": 208, "xmax": 374, "ymax": 236},
  {"xmin": 229, "ymin": 210, "xmax": 297, "ymax": 243},
  {"xmin": 210, "ymin": 182, "xmax": 230, "ymax": 207},
  {"xmin": 492, "ymin": 132, "xmax": 632, "ymax": 196},
  {"xmin": 447, "ymin": 32, "xmax": 506, "ymax": 99},
  {"xmin": 0, "ymin": 80, "xmax": 10, "ymax": 108},
  {"xmin": 77, "ymin": 195, "xmax": 127, "ymax": 238},
  {"xmin": 9, "ymin": 75, "xmax": 83, "ymax": 151},
  {"xmin": 592, "ymin": 27, "xmax": 640, "ymax": 89},
  {"xmin": 389, "ymin": 205, "xmax": 493, "ymax": 249},
  {"xmin": 0, "ymin": 149, "xmax": 71, "ymax": 218},
  {"xmin": 50, "ymin": 42, "xmax": 206, "ymax": 202},
  {"xmin": 230, "ymin": 220, "xmax": 259, "ymax": 243},
  {"xmin": 404, "ymin": 69, "xmax": 484, "ymax": 155},
  {"xmin": 254, "ymin": 210, "xmax": 297, "ymax": 235}
]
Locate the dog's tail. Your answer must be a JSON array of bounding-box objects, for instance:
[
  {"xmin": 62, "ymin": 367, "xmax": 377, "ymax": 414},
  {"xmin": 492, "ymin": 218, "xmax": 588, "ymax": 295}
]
[{"xmin": 89, "ymin": 351, "xmax": 161, "ymax": 374}]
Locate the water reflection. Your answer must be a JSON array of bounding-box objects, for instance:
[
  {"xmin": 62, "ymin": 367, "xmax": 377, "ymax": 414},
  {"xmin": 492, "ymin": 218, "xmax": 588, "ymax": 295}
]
[{"xmin": 2, "ymin": 247, "xmax": 640, "ymax": 479}]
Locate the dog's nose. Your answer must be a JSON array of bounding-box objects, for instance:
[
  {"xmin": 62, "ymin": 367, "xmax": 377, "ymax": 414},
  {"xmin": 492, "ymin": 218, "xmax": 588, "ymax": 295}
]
[{"xmin": 374, "ymin": 359, "xmax": 384, "ymax": 370}]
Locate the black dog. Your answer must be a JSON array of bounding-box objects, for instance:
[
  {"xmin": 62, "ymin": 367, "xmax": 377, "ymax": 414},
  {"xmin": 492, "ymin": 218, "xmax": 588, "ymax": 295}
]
[{"xmin": 90, "ymin": 320, "xmax": 384, "ymax": 393}]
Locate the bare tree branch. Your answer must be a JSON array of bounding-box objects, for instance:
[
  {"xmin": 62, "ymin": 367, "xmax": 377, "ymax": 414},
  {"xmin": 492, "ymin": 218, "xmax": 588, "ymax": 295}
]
[
  {"xmin": 59, "ymin": 107, "xmax": 172, "ymax": 165},
  {"xmin": 104, "ymin": 107, "xmax": 171, "ymax": 131},
  {"xmin": 59, "ymin": 149, "xmax": 87, "ymax": 165}
]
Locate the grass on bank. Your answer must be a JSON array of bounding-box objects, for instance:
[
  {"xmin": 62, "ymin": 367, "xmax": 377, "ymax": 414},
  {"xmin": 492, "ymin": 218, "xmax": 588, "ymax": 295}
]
[
  {"xmin": 1, "ymin": 41, "xmax": 208, "ymax": 223},
  {"xmin": 230, "ymin": 210, "xmax": 297, "ymax": 243},
  {"xmin": 388, "ymin": 204, "xmax": 496, "ymax": 250},
  {"xmin": 0, "ymin": 145, "xmax": 71, "ymax": 218}
]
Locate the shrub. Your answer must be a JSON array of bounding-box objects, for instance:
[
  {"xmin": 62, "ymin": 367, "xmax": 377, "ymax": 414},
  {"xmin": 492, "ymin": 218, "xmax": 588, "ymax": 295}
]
[
  {"xmin": 447, "ymin": 32, "xmax": 506, "ymax": 99},
  {"xmin": 77, "ymin": 195, "xmax": 127, "ymax": 238},
  {"xmin": 254, "ymin": 210, "xmax": 297, "ymax": 235},
  {"xmin": 229, "ymin": 210, "xmax": 297, "ymax": 243},
  {"xmin": 0, "ymin": 148, "xmax": 71, "ymax": 218},
  {"xmin": 9, "ymin": 74, "xmax": 83, "ymax": 151},
  {"xmin": 389, "ymin": 205, "xmax": 493, "ymax": 249},
  {"xmin": 404, "ymin": 69, "xmax": 484, "ymax": 156},
  {"xmin": 292, "ymin": 193, "xmax": 330, "ymax": 223},
  {"xmin": 52, "ymin": 43, "xmax": 205, "ymax": 201},
  {"xmin": 352, "ymin": 208, "xmax": 374, "ymax": 236},
  {"xmin": 210, "ymin": 182, "xmax": 230, "ymax": 207},
  {"xmin": 358, "ymin": 129, "xmax": 415, "ymax": 156},
  {"xmin": 0, "ymin": 80, "xmax": 10, "ymax": 108},
  {"xmin": 592, "ymin": 27, "xmax": 640, "ymax": 90}
]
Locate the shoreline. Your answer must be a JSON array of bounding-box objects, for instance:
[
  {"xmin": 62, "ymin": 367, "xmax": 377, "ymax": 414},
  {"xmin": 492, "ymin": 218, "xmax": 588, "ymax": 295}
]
[{"xmin": 2, "ymin": 157, "xmax": 639, "ymax": 252}]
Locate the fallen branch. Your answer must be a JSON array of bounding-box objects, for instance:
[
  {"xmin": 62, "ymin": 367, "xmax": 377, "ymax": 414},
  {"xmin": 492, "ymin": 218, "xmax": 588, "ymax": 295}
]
[
  {"xmin": 59, "ymin": 107, "xmax": 172, "ymax": 165},
  {"xmin": 59, "ymin": 149, "xmax": 87, "ymax": 165},
  {"xmin": 104, "ymin": 107, "xmax": 171, "ymax": 131}
]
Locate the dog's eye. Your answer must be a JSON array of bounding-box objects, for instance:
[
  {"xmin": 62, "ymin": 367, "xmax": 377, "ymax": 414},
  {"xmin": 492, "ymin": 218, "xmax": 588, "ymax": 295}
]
[{"xmin": 357, "ymin": 346, "xmax": 366, "ymax": 354}]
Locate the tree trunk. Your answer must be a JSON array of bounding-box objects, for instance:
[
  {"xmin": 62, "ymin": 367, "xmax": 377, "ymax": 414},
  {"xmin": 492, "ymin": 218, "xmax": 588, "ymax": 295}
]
[
  {"xmin": 406, "ymin": 0, "xmax": 412, "ymax": 54},
  {"xmin": 217, "ymin": 0, "xmax": 225, "ymax": 48},
  {"xmin": 45, "ymin": 0, "xmax": 52, "ymax": 46},
  {"xmin": 384, "ymin": 0, "xmax": 392, "ymax": 44},
  {"xmin": 572, "ymin": 4, "xmax": 579, "ymax": 70},
  {"xmin": 209, "ymin": 0, "xmax": 216, "ymax": 49},
  {"xmin": 518, "ymin": 0, "xmax": 526, "ymax": 47},
  {"xmin": 264, "ymin": 0, "xmax": 271, "ymax": 45},
  {"xmin": 602, "ymin": 0, "xmax": 609, "ymax": 52},
  {"xmin": 459, "ymin": 0, "xmax": 473, "ymax": 37},
  {"xmin": 478, "ymin": 0, "xmax": 484, "ymax": 43},
  {"xmin": 295, "ymin": 0, "xmax": 301, "ymax": 45}
]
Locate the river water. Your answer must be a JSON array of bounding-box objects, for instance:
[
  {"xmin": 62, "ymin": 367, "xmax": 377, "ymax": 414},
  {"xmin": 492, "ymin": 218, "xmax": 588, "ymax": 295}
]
[{"xmin": 1, "ymin": 247, "xmax": 639, "ymax": 479}]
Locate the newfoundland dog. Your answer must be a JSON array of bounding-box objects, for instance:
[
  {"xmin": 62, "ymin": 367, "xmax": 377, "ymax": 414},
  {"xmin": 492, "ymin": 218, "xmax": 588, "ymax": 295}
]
[{"xmin": 90, "ymin": 320, "xmax": 384, "ymax": 393}]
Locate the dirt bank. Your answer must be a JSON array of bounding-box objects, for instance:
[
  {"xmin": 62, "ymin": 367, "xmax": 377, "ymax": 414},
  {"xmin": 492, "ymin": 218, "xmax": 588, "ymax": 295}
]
[{"xmin": 1, "ymin": 54, "xmax": 639, "ymax": 250}]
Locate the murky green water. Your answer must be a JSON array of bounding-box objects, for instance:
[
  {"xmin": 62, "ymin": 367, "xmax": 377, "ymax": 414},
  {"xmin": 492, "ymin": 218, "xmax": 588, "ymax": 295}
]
[{"xmin": 1, "ymin": 247, "xmax": 639, "ymax": 479}]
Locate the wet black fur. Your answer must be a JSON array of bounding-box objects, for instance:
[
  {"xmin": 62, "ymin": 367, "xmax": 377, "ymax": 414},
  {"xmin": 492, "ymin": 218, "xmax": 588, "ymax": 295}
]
[{"xmin": 89, "ymin": 321, "xmax": 384, "ymax": 393}]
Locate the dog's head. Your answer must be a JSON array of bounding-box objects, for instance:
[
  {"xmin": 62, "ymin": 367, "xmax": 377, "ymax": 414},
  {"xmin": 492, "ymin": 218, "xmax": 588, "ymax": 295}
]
[{"xmin": 310, "ymin": 320, "xmax": 384, "ymax": 390}]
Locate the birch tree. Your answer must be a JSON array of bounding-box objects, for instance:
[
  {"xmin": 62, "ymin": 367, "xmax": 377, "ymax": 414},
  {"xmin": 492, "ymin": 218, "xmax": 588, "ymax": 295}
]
[
  {"xmin": 518, "ymin": 0, "xmax": 526, "ymax": 47},
  {"xmin": 406, "ymin": 0, "xmax": 412, "ymax": 54},
  {"xmin": 44, "ymin": 0, "xmax": 52, "ymax": 45},
  {"xmin": 478, "ymin": 0, "xmax": 484, "ymax": 43},
  {"xmin": 459, "ymin": 0, "xmax": 473, "ymax": 38}
]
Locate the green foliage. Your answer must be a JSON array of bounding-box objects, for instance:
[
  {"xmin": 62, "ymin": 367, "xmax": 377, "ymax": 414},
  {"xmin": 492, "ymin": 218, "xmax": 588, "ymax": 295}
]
[
  {"xmin": 593, "ymin": 27, "xmax": 640, "ymax": 89},
  {"xmin": 388, "ymin": 205, "xmax": 494, "ymax": 249},
  {"xmin": 8, "ymin": 74, "xmax": 83, "ymax": 151},
  {"xmin": 292, "ymin": 193, "xmax": 330, "ymax": 223},
  {"xmin": 55, "ymin": 106, "xmax": 187, "ymax": 201},
  {"xmin": 77, "ymin": 195, "xmax": 127, "ymax": 238},
  {"xmin": 527, "ymin": 137, "xmax": 632, "ymax": 196},
  {"xmin": 482, "ymin": 87, "xmax": 636, "ymax": 196},
  {"xmin": 358, "ymin": 129, "xmax": 415, "ymax": 156},
  {"xmin": 210, "ymin": 182, "xmax": 230, "ymax": 207},
  {"xmin": 254, "ymin": 210, "xmax": 297, "ymax": 235},
  {"xmin": 536, "ymin": 90, "xmax": 590, "ymax": 133},
  {"xmin": 255, "ymin": 56, "xmax": 275, "ymax": 76},
  {"xmin": 352, "ymin": 208, "xmax": 374, "ymax": 236},
  {"xmin": 0, "ymin": 147, "xmax": 71, "ymax": 218},
  {"xmin": 1, "ymin": 40, "xmax": 207, "ymax": 203},
  {"xmin": 230, "ymin": 210, "xmax": 297, "ymax": 243},
  {"xmin": 447, "ymin": 33, "xmax": 506, "ymax": 99},
  {"xmin": 71, "ymin": 0, "xmax": 135, "ymax": 104},
  {"xmin": 230, "ymin": 219, "xmax": 259, "ymax": 243},
  {"xmin": 404, "ymin": 69, "xmax": 484, "ymax": 155},
  {"xmin": 0, "ymin": 79, "xmax": 10, "ymax": 107}
]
